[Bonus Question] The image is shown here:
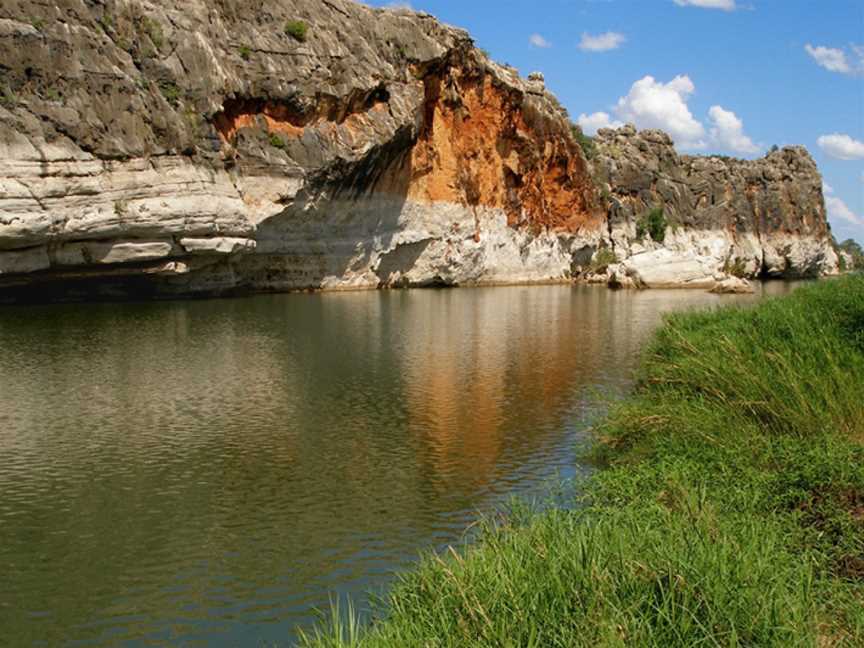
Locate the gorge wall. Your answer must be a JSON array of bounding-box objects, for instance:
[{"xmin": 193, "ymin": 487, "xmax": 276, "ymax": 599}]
[{"xmin": 0, "ymin": 0, "xmax": 837, "ymax": 301}]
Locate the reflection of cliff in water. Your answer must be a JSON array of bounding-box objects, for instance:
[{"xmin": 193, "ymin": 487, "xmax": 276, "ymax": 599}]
[{"xmin": 0, "ymin": 282, "xmax": 803, "ymax": 647}]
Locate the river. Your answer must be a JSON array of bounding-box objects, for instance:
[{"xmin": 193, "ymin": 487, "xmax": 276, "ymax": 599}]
[{"xmin": 0, "ymin": 282, "xmax": 799, "ymax": 646}]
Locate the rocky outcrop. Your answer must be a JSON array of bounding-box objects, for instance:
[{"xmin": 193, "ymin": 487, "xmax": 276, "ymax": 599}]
[
  {"xmin": 589, "ymin": 126, "xmax": 838, "ymax": 288},
  {"xmin": 0, "ymin": 0, "xmax": 836, "ymax": 301},
  {"xmin": 710, "ymin": 276, "xmax": 755, "ymax": 294}
]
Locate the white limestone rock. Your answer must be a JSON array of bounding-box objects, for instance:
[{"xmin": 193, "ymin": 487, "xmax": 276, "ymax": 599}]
[
  {"xmin": 180, "ymin": 237, "xmax": 257, "ymax": 255},
  {"xmin": 623, "ymin": 249, "xmax": 719, "ymax": 289}
]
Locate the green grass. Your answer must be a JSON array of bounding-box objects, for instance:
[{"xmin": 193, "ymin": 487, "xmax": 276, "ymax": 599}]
[{"xmin": 302, "ymin": 276, "xmax": 864, "ymax": 647}]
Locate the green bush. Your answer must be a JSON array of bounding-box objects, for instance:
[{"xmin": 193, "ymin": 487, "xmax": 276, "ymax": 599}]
[
  {"xmin": 239, "ymin": 45, "xmax": 251, "ymax": 61},
  {"xmin": 269, "ymin": 133, "xmax": 286, "ymax": 149},
  {"xmin": 635, "ymin": 207, "xmax": 667, "ymax": 243},
  {"xmin": 723, "ymin": 256, "xmax": 748, "ymax": 278},
  {"xmin": 570, "ymin": 125, "xmax": 595, "ymax": 160},
  {"xmin": 143, "ymin": 17, "xmax": 163, "ymax": 50},
  {"xmin": 158, "ymin": 81, "xmax": 181, "ymax": 105},
  {"xmin": 44, "ymin": 87, "xmax": 61, "ymax": 103},
  {"xmin": 98, "ymin": 12, "xmax": 113, "ymax": 33},
  {"xmin": 285, "ymin": 20, "xmax": 308, "ymax": 42},
  {"xmin": 837, "ymin": 238, "xmax": 863, "ymax": 270},
  {"xmin": 589, "ymin": 247, "xmax": 617, "ymax": 273},
  {"xmin": 0, "ymin": 84, "xmax": 16, "ymax": 109}
]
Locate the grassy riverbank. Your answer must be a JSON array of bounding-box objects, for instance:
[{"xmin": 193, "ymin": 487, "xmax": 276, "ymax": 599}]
[{"xmin": 303, "ymin": 276, "xmax": 864, "ymax": 647}]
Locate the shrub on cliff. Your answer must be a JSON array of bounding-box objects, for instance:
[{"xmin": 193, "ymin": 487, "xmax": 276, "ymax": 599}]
[
  {"xmin": 636, "ymin": 207, "xmax": 667, "ymax": 243},
  {"xmin": 0, "ymin": 83, "xmax": 16, "ymax": 108},
  {"xmin": 723, "ymin": 256, "xmax": 748, "ymax": 278},
  {"xmin": 269, "ymin": 133, "xmax": 286, "ymax": 149},
  {"xmin": 285, "ymin": 20, "xmax": 308, "ymax": 42},
  {"xmin": 589, "ymin": 247, "xmax": 617, "ymax": 273}
]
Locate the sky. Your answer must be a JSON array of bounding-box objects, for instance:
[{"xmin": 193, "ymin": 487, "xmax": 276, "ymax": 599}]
[{"xmin": 365, "ymin": 0, "xmax": 864, "ymax": 245}]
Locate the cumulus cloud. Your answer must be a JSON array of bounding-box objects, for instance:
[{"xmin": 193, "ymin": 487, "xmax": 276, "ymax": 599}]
[
  {"xmin": 817, "ymin": 134, "xmax": 864, "ymax": 160},
  {"xmin": 614, "ymin": 75, "xmax": 706, "ymax": 149},
  {"xmin": 708, "ymin": 105, "xmax": 759, "ymax": 154},
  {"xmin": 805, "ymin": 44, "xmax": 864, "ymax": 76},
  {"xmin": 529, "ymin": 33, "xmax": 552, "ymax": 48},
  {"xmin": 581, "ymin": 75, "xmax": 760, "ymax": 153},
  {"xmin": 673, "ymin": 0, "xmax": 736, "ymax": 10},
  {"xmin": 804, "ymin": 44, "xmax": 854, "ymax": 74},
  {"xmin": 823, "ymin": 182, "xmax": 864, "ymax": 230},
  {"xmin": 826, "ymin": 196, "xmax": 864, "ymax": 227},
  {"xmin": 576, "ymin": 111, "xmax": 624, "ymax": 135},
  {"xmin": 578, "ymin": 32, "xmax": 626, "ymax": 52}
]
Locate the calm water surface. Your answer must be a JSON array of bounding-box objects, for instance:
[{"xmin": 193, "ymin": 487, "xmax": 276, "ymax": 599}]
[{"xmin": 0, "ymin": 283, "xmax": 799, "ymax": 647}]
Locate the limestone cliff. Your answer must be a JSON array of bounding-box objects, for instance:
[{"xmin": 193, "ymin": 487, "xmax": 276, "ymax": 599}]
[
  {"xmin": 0, "ymin": 0, "xmax": 836, "ymax": 301},
  {"xmin": 589, "ymin": 126, "xmax": 838, "ymax": 288}
]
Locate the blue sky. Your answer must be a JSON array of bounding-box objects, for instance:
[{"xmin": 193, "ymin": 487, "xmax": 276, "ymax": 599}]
[{"xmin": 367, "ymin": 0, "xmax": 864, "ymax": 244}]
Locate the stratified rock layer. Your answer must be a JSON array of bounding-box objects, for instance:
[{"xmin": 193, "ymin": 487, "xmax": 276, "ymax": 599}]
[{"xmin": 0, "ymin": 0, "xmax": 836, "ymax": 300}]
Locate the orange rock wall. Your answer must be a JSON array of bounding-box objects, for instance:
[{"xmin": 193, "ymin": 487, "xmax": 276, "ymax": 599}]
[
  {"xmin": 211, "ymin": 65, "xmax": 600, "ymax": 235},
  {"xmin": 408, "ymin": 70, "xmax": 600, "ymax": 233}
]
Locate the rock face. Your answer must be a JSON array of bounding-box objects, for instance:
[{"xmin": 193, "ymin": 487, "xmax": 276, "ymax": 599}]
[
  {"xmin": 0, "ymin": 0, "xmax": 836, "ymax": 301},
  {"xmin": 591, "ymin": 126, "xmax": 838, "ymax": 288}
]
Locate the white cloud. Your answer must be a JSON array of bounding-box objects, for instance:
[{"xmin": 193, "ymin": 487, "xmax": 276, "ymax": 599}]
[
  {"xmin": 577, "ymin": 111, "xmax": 624, "ymax": 135},
  {"xmin": 804, "ymin": 44, "xmax": 851, "ymax": 74},
  {"xmin": 708, "ymin": 105, "xmax": 759, "ymax": 154},
  {"xmin": 673, "ymin": 0, "xmax": 736, "ymax": 10},
  {"xmin": 583, "ymin": 76, "xmax": 759, "ymax": 154},
  {"xmin": 817, "ymin": 134, "xmax": 864, "ymax": 160},
  {"xmin": 529, "ymin": 33, "xmax": 552, "ymax": 49},
  {"xmin": 823, "ymin": 182, "xmax": 864, "ymax": 233},
  {"xmin": 613, "ymin": 75, "xmax": 706, "ymax": 149},
  {"xmin": 826, "ymin": 195, "xmax": 864, "ymax": 227},
  {"xmin": 578, "ymin": 31, "xmax": 626, "ymax": 52},
  {"xmin": 805, "ymin": 44, "xmax": 864, "ymax": 76}
]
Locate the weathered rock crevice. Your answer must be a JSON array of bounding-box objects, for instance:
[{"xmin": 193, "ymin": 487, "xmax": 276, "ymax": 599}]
[{"xmin": 212, "ymin": 85, "xmax": 392, "ymax": 144}]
